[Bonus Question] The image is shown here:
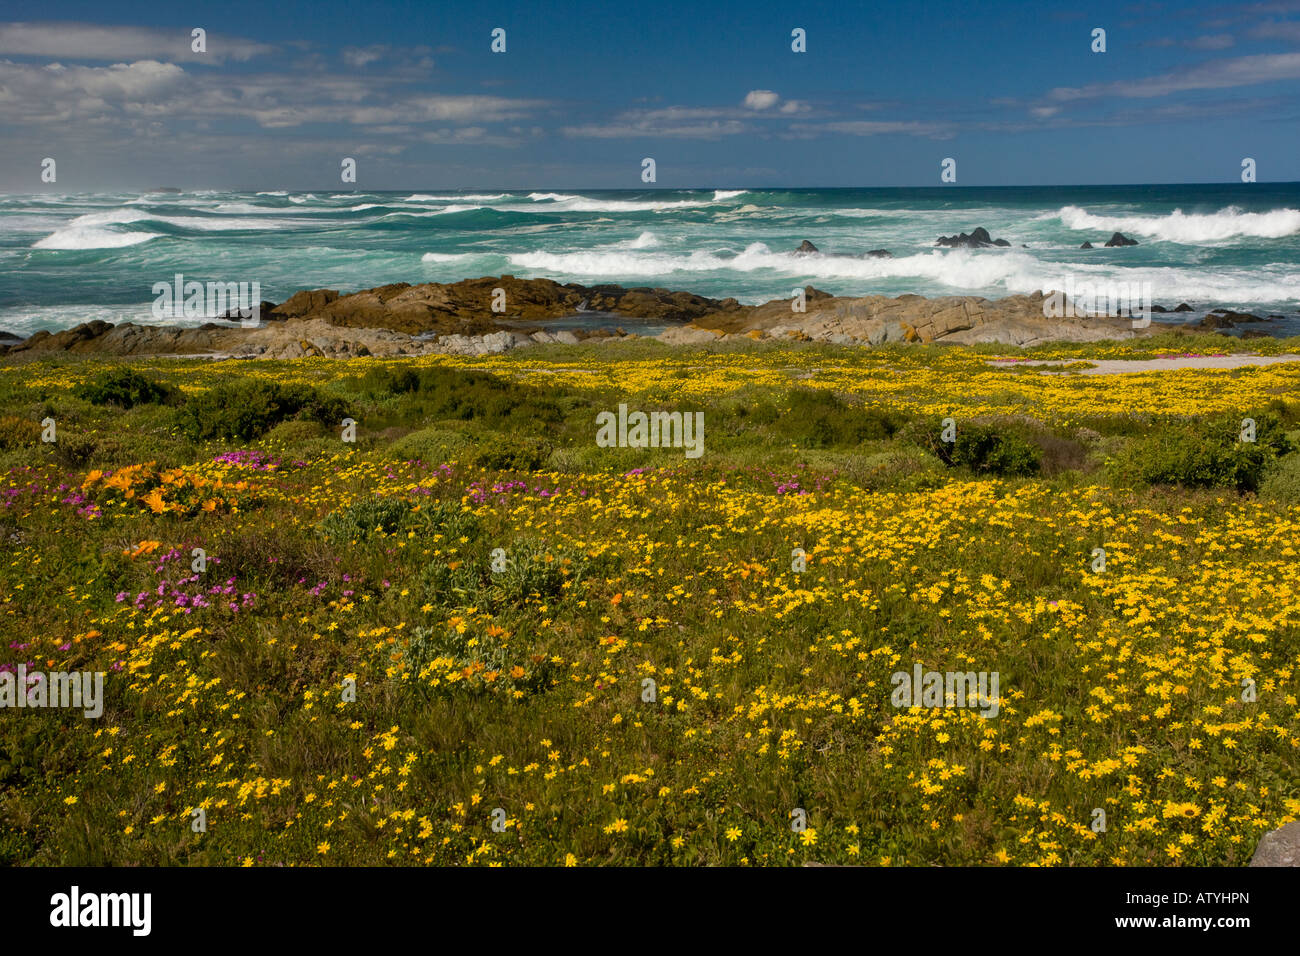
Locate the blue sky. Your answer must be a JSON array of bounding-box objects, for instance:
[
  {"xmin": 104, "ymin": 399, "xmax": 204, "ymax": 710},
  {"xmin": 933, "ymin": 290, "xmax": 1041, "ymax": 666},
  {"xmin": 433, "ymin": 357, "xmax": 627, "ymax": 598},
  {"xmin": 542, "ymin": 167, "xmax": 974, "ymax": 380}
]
[{"xmin": 2, "ymin": 0, "xmax": 1300, "ymax": 189}]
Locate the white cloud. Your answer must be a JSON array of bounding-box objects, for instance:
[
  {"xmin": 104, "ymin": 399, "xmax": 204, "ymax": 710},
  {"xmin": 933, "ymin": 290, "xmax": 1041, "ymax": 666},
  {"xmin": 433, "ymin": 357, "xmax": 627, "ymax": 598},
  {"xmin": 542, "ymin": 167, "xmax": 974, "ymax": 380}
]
[
  {"xmin": 743, "ymin": 89, "xmax": 780, "ymax": 110},
  {"xmin": 0, "ymin": 21, "xmax": 271, "ymax": 62},
  {"xmin": 1048, "ymin": 52, "xmax": 1300, "ymax": 100}
]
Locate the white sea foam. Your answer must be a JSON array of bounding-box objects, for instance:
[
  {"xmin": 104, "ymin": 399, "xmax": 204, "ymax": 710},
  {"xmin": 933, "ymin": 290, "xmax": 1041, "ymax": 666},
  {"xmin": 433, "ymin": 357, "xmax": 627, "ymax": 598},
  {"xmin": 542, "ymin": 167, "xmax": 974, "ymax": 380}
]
[
  {"xmin": 403, "ymin": 193, "xmax": 510, "ymax": 202},
  {"xmin": 618, "ymin": 231, "xmax": 660, "ymax": 249},
  {"xmin": 505, "ymin": 241, "xmax": 1300, "ymax": 303},
  {"xmin": 420, "ymin": 252, "xmax": 481, "ymax": 262},
  {"xmin": 33, "ymin": 208, "xmax": 289, "ymax": 248},
  {"xmin": 1054, "ymin": 205, "xmax": 1300, "ymax": 242},
  {"xmin": 712, "ymin": 189, "xmax": 748, "ymax": 201},
  {"xmin": 522, "ymin": 191, "xmax": 721, "ymax": 212}
]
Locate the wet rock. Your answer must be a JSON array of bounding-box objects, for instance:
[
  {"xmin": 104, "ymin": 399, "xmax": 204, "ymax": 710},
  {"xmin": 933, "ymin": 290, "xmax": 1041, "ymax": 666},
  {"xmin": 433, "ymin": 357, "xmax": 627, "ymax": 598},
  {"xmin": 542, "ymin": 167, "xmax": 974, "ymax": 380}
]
[
  {"xmin": 1080, "ymin": 241, "xmax": 1093, "ymax": 249},
  {"xmin": 796, "ymin": 240, "xmax": 819, "ymax": 253},
  {"xmin": 935, "ymin": 227, "xmax": 1011, "ymax": 248},
  {"xmin": 865, "ymin": 249, "xmax": 893, "ymax": 258},
  {"xmin": 1173, "ymin": 303, "xmax": 1193, "ymax": 312},
  {"xmin": 1104, "ymin": 232, "xmax": 1139, "ymax": 246}
]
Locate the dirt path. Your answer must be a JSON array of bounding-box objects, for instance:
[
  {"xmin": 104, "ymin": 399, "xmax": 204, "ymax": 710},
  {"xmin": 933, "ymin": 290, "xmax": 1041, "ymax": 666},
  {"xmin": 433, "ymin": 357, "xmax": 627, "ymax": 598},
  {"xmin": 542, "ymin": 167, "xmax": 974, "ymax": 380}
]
[{"xmin": 988, "ymin": 354, "xmax": 1300, "ymax": 375}]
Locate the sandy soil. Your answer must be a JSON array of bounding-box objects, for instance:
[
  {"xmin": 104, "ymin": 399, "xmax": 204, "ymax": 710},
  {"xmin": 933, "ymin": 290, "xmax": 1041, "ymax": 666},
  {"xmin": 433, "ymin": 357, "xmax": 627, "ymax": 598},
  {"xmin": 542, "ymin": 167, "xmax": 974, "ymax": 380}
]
[{"xmin": 988, "ymin": 354, "xmax": 1300, "ymax": 375}]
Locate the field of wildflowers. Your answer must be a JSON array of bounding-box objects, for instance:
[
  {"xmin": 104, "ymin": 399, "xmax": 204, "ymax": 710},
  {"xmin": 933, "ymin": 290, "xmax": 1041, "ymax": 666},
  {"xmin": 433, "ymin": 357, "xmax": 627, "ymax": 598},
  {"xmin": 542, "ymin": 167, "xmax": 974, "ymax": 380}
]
[{"xmin": 2, "ymin": 333, "xmax": 1299, "ymax": 866}]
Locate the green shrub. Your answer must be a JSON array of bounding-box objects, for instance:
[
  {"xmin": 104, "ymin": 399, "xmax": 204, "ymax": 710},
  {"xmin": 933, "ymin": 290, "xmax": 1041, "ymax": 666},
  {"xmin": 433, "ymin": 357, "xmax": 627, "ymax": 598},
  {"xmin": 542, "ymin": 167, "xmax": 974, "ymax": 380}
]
[
  {"xmin": 1258, "ymin": 453, "xmax": 1300, "ymax": 504},
  {"xmin": 471, "ymin": 436, "xmax": 550, "ymax": 471},
  {"xmin": 73, "ymin": 369, "xmax": 175, "ymax": 409},
  {"xmin": 0, "ymin": 416, "xmax": 41, "ymax": 450},
  {"xmin": 415, "ymin": 499, "xmax": 481, "ymax": 543},
  {"xmin": 1107, "ymin": 413, "xmax": 1292, "ymax": 492},
  {"xmin": 359, "ymin": 366, "xmax": 561, "ymax": 432},
  {"xmin": 178, "ymin": 380, "xmax": 350, "ymax": 442},
  {"xmin": 388, "ymin": 427, "xmax": 474, "ymax": 465},
  {"xmin": 777, "ymin": 389, "xmax": 906, "ymax": 448},
  {"xmin": 904, "ymin": 418, "xmax": 1041, "ymax": 477},
  {"xmin": 421, "ymin": 537, "xmax": 589, "ymax": 611},
  {"xmin": 319, "ymin": 495, "xmax": 416, "ymax": 540}
]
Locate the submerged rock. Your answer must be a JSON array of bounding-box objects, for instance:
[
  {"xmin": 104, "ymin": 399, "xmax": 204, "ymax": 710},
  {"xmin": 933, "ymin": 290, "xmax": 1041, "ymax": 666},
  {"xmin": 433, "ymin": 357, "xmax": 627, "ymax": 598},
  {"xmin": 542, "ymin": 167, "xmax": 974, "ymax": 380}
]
[{"xmin": 1104, "ymin": 232, "xmax": 1139, "ymax": 246}]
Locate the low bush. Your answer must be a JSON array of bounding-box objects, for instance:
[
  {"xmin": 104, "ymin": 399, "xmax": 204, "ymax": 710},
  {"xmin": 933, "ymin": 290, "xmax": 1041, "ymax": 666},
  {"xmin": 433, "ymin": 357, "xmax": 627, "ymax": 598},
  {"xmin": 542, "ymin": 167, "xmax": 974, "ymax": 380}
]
[
  {"xmin": 1107, "ymin": 413, "xmax": 1292, "ymax": 492},
  {"xmin": 73, "ymin": 369, "xmax": 176, "ymax": 409},
  {"xmin": 178, "ymin": 380, "xmax": 351, "ymax": 442}
]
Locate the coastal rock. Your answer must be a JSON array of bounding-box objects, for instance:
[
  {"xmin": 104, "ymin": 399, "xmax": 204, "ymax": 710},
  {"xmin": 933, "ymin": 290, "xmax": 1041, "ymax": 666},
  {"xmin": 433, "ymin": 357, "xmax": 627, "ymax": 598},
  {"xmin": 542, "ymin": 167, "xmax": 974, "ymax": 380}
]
[
  {"xmin": 1173, "ymin": 303, "xmax": 1193, "ymax": 312},
  {"xmin": 283, "ymin": 276, "xmax": 743, "ymax": 335},
  {"xmin": 794, "ymin": 241, "xmax": 891, "ymax": 259},
  {"xmin": 1104, "ymin": 232, "xmax": 1139, "ymax": 247},
  {"xmin": 1249, "ymin": 821, "xmax": 1300, "ymax": 867},
  {"xmin": 1080, "ymin": 242, "xmax": 1093, "ymax": 249},
  {"xmin": 935, "ymin": 227, "xmax": 1011, "ymax": 249},
  {"xmin": 272, "ymin": 289, "xmax": 339, "ymax": 318},
  {"xmin": 1208, "ymin": 309, "xmax": 1263, "ymax": 324}
]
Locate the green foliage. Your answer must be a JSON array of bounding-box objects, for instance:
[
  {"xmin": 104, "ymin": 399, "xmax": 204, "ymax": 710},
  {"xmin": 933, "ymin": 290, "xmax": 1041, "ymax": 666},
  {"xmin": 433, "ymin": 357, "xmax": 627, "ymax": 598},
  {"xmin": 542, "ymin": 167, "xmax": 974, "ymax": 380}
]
[
  {"xmin": 177, "ymin": 380, "xmax": 350, "ymax": 442},
  {"xmin": 775, "ymin": 389, "xmax": 907, "ymax": 448},
  {"xmin": 319, "ymin": 495, "xmax": 417, "ymax": 540},
  {"xmin": 1259, "ymin": 452, "xmax": 1300, "ymax": 504},
  {"xmin": 471, "ymin": 436, "xmax": 551, "ymax": 471},
  {"xmin": 904, "ymin": 418, "xmax": 1042, "ymax": 477},
  {"xmin": 73, "ymin": 369, "xmax": 176, "ymax": 409},
  {"xmin": 1107, "ymin": 413, "xmax": 1292, "ymax": 492},
  {"xmin": 359, "ymin": 365, "xmax": 561, "ymax": 432},
  {"xmin": 421, "ymin": 537, "xmax": 589, "ymax": 612}
]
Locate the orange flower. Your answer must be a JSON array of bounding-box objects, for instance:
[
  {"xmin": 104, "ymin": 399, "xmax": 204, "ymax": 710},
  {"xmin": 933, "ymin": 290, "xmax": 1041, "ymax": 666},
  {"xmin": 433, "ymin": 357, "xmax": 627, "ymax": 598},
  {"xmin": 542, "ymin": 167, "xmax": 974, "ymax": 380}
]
[
  {"xmin": 510, "ymin": 666, "xmax": 525, "ymax": 679},
  {"xmin": 141, "ymin": 489, "xmax": 167, "ymax": 514}
]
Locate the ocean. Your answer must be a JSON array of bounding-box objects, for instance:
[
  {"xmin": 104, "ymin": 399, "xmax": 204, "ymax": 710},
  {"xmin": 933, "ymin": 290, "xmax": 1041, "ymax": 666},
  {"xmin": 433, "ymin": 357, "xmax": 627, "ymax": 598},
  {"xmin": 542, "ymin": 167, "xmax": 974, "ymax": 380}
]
[{"xmin": 3, "ymin": 183, "xmax": 1299, "ymax": 338}]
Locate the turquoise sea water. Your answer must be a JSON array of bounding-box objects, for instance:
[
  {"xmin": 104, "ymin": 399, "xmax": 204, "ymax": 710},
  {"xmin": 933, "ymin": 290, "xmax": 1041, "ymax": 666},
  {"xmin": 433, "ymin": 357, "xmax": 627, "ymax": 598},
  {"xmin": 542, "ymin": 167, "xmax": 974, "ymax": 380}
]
[{"xmin": 2, "ymin": 184, "xmax": 1299, "ymax": 337}]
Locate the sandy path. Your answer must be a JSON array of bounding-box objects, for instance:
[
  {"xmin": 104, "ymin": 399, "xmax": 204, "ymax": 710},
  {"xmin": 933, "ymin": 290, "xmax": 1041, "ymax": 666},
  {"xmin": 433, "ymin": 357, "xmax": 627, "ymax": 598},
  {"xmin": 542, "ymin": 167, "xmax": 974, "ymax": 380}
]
[{"xmin": 988, "ymin": 354, "xmax": 1300, "ymax": 376}]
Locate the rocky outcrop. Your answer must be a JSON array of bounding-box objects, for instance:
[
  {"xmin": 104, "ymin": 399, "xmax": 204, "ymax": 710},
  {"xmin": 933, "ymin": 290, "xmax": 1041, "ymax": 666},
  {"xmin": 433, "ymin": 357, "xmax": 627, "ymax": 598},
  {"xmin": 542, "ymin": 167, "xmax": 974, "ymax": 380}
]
[
  {"xmin": 1173, "ymin": 303, "xmax": 1193, "ymax": 312},
  {"xmin": 1104, "ymin": 232, "xmax": 1139, "ymax": 247},
  {"xmin": 796, "ymin": 240, "xmax": 818, "ymax": 253},
  {"xmin": 694, "ymin": 290, "xmax": 1151, "ymax": 347},
  {"xmin": 935, "ymin": 227, "xmax": 1011, "ymax": 249},
  {"xmin": 0, "ymin": 276, "xmax": 1238, "ymax": 360},
  {"xmin": 1080, "ymin": 241, "xmax": 1093, "ymax": 249},
  {"xmin": 1249, "ymin": 821, "xmax": 1300, "ymax": 866},
  {"xmin": 269, "ymin": 276, "xmax": 742, "ymax": 335}
]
